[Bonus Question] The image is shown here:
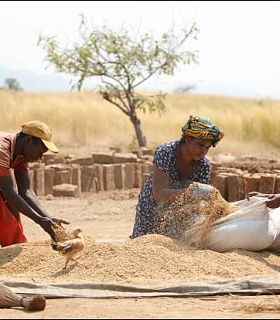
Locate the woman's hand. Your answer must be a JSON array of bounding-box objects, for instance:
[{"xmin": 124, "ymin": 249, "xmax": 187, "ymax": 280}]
[
  {"xmin": 265, "ymin": 195, "xmax": 280, "ymax": 208},
  {"xmin": 38, "ymin": 217, "xmax": 56, "ymax": 240},
  {"xmin": 39, "ymin": 217, "xmax": 70, "ymax": 240},
  {"xmin": 247, "ymin": 192, "xmax": 269, "ymax": 199},
  {"xmin": 247, "ymin": 192, "xmax": 280, "ymax": 208},
  {"xmin": 52, "ymin": 218, "xmax": 70, "ymax": 226}
]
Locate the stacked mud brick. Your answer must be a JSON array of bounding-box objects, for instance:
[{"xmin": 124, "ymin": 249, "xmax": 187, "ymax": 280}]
[
  {"xmin": 19, "ymin": 147, "xmax": 154, "ymax": 198},
  {"xmin": 210, "ymin": 156, "xmax": 280, "ymax": 202}
]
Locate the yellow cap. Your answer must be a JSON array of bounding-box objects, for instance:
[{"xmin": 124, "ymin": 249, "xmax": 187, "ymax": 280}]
[{"xmin": 21, "ymin": 120, "xmax": 59, "ymax": 153}]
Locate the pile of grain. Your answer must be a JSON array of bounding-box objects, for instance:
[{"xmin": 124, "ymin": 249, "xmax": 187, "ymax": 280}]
[
  {"xmin": 0, "ymin": 234, "xmax": 280, "ymax": 286},
  {"xmin": 158, "ymin": 183, "xmax": 240, "ymax": 245}
]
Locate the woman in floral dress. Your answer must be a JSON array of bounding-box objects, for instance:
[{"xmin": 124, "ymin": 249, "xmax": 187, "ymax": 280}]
[{"xmin": 131, "ymin": 115, "xmax": 224, "ymax": 239}]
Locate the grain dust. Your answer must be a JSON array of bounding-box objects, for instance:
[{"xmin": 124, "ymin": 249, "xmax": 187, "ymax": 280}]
[{"xmin": 157, "ymin": 183, "xmax": 240, "ymax": 246}]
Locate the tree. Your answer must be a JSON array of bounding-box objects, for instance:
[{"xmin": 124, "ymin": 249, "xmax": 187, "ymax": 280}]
[
  {"xmin": 38, "ymin": 17, "xmax": 199, "ymax": 147},
  {"xmin": 174, "ymin": 83, "xmax": 197, "ymax": 94},
  {"xmin": 4, "ymin": 78, "xmax": 23, "ymax": 91}
]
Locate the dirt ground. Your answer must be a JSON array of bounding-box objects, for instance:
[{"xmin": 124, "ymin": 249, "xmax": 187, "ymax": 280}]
[{"xmin": 1, "ymin": 189, "xmax": 280, "ymax": 319}]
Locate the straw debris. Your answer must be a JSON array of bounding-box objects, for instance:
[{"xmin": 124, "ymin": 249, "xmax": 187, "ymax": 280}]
[
  {"xmin": 157, "ymin": 183, "xmax": 240, "ymax": 245},
  {"xmin": 236, "ymin": 296, "xmax": 280, "ymax": 313}
]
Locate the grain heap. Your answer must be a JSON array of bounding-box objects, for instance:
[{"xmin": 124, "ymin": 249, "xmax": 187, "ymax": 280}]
[
  {"xmin": 158, "ymin": 182, "xmax": 240, "ymax": 246},
  {"xmin": 1, "ymin": 234, "xmax": 280, "ymax": 286}
]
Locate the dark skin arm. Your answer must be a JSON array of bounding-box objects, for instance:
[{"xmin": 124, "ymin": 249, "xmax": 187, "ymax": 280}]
[
  {"xmin": 0, "ymin": 172, "xmax": 68, "ymax": 240},
  {"xmin": 15, "ymin": 170, "xmax": 69, "ymax": 226},
  {"xmin": 152, "ymin": 165, "xmax": 191, "ymax": 203},
  {"xmin": 247, "ymin": 191, "xmax": 280, "ymax": 209}
]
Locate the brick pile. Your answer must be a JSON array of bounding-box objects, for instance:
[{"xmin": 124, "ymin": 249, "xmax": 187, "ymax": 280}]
[
  {"xmin": 12, "ymin": 147, "xmax": 154, "ymax": 198},
  {"xmin": 210, "ymin": 156, "xmax": 280, "ymax": 201}
]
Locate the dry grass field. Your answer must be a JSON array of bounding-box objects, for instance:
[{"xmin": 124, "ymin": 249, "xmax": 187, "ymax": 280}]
[{"xmin": 1, "ymin": 90, "xmax": 280, "ymax": 159}]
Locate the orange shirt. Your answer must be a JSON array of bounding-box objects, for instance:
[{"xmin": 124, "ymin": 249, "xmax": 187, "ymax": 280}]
[{"xmin": 0, "ymin": 132, "xmax": 29, "ymax": 177}]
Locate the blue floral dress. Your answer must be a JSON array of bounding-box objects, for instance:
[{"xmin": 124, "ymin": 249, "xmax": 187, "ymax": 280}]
[{"xmin": 131, "ymin": 140, "xmax": 211, "ymax": 238}]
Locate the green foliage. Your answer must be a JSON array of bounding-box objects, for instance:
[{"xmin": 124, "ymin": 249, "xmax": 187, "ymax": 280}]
[{"xmin": 38, "ymin": 15, "xmax": 199, "ymax": 146}]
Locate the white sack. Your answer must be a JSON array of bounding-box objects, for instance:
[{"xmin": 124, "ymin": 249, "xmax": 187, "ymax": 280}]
[
  {"xmin": 266, "ymin": 207, "xmax": 280, "ymax": 252},
  {"xmin": 185, "ymin": 197, "xmax": 278, "ymax": 252}
]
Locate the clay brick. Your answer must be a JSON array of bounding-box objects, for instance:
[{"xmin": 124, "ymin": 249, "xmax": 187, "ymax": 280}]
[
  {"xmin": 123, "ymin": 163, "xmax": 135, "ymax": 188},
  {"xmin": 140, "ymin": 147, "xmax": 154, "ymax": 156},
  {"xmin": 34, "ymin": 168, "xmax": 45, "ymax": 197},
  {"xmin": 141, "ymin": 162, "xmax": 152, "ymax": 174},
  {"xmin": 42, "ymin": 153, "xmax": 55, "ymax": 164},
  {"xmin": 275, "ymin": 177, "xmax": 280, "ymax": 194},
  {"xmin": 44, "ymin": 168, "xmax": 55, "ymax": 196},
  {"xmin": 53, "ymin": 184, "xmax": 79, "ymax": 197},
  {"xmin": 134, "ymin": 163, "xmax": 142, "ymax": 188},
  {"xmin": 71, "ymin": 165, "xmax": 82, "ymax": 194},
  {"xmin": 132, "ymin": 148, "xmax": 143, "ymax": 158},
  {"xmin": 227, "ymin": 174, "xmax": 245, "ymax": 202},
  {"xmin": 244, "ymin": 174, "xmax": 261, "ymax": 194},
  {"xmin": 210, "ymin": 161, "xmax": 222, "ymax": 172},
  {"xmin": 103, "ymin": 165, "xmax": 115, "ymax": 191},
  {"xmin": 28, "ymin": 170, "xmax": 34, "ymax": 191},
  {"xmin": 94, "ymin": 164, "xmax": 104, "ymax": 191},
  {"xmin": 67, "ymin": 157, "xmax": 94, "ymax": 166},
  {"xmin": 113, "ymin": 153, "xmax": 137, "ymax": 163},
  {"xmin": 114, "ymin": 164, "xmax": 124, "ymax": 189},
  {"xmin": 52, "ymin": 157, "xmax": 65, "ymax": 164},
  {"xmin": 91, "ymin": 152, "xmax": 114, "ymax": 164},
  {"xmin": 54, "ymin": 170, "xmax": 71, "ymax": 185},
  {"xmin": 81, "ymin": 166, "xmax": 94, "ymax": 192},
  {"xmin": 211, "ymin": 174, "xmax": 228, "ymax": 200},
  {"xmin": 259, "ymin": 174, "xmax": 277, "ymax": 194}
]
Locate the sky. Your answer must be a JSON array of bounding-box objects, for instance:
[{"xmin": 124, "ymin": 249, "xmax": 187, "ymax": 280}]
[{"xmin": 1, "ymin": 1, "xmax": 280, "ymax": 99}]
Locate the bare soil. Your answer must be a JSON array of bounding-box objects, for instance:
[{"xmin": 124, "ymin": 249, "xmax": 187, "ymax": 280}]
[{"xmin": 1, "ymin": 189, "xmax": 280, "ymax": 319}]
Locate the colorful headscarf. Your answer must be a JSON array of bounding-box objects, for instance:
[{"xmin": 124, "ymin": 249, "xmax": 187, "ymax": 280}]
[{"xmin": 182, "ymin": 115, "xmax": 224, "ymax": 147}]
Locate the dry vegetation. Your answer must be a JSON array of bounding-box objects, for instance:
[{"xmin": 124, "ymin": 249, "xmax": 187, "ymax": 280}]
[{"xmin": 1, "ymin": 90, "xmax": 280, "ymax": 158}]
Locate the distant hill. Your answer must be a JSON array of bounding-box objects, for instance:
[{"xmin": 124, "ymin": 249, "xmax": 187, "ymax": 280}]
[
  {"xmin": 0, "ymin": 65, "xmax": 72, "ymax": 92},
  {"xmin": 0, "ymin": 65, "xmax": 271, "ymax": 99}
]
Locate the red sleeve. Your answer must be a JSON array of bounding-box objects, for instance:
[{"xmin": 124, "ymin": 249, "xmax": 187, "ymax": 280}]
[
  {"xmin": 14, "ymin": 162, "xmax": 29, "ymax": 173},
  {"xmin": 12, "ymin": 156, "xmax": 29, "ymax": 173},
  {"xmin": 0, "ymin": 165, "xmax": 11, "ymax": 176}
]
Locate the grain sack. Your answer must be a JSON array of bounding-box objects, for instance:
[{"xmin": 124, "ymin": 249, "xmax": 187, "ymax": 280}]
[
  {"xmin": 185, "ymin": 197, "xmax": 279, "ymax": 252},
  {"xmin": 266, "ymin": 206, "xmax": 280, "ymax": 252}
]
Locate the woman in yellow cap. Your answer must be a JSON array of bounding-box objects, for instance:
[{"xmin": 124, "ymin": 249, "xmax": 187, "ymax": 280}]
[{"xmin": 131, "ymin": 115, "xmax": 224, "ymax": 239}]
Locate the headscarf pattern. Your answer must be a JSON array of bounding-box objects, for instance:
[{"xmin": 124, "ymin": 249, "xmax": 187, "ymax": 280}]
[{"xmin": 182, "ymin": 115, "xmax": 224, "ymax": 147}]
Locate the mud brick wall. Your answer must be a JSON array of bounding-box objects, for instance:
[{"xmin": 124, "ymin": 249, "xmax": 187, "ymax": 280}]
[
  {"xmin": 27, "ymin": 150, "xmax": 280, "ymax": 201},
  {"xmin": 210, "ymin": 159, "xmax": 280, "ymax": 202},
  {"xmin": 26, "ymin": 148, "xmax": 154, "ymax": 197}
]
